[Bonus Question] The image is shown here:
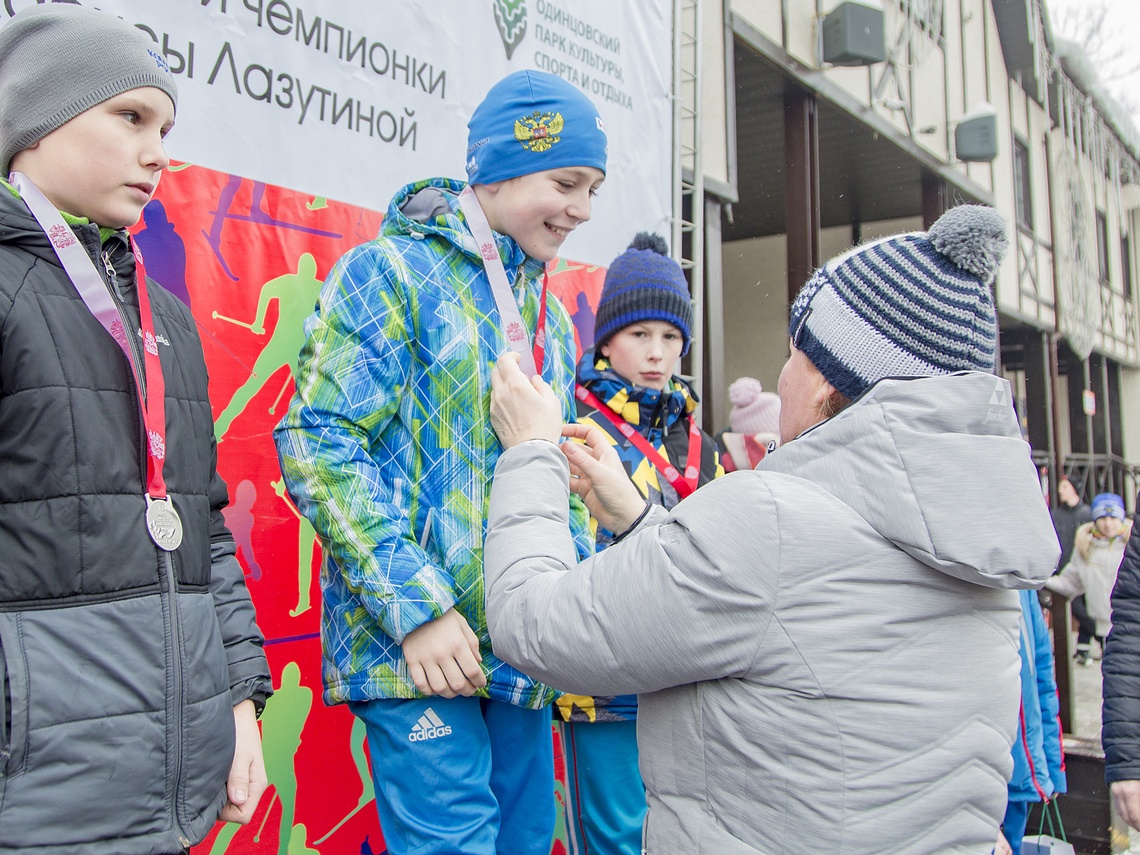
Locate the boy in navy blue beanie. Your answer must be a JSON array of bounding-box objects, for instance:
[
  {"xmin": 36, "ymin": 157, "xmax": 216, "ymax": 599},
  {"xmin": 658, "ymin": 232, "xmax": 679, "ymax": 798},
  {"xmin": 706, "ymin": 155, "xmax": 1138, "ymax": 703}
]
[
  {"xmin": 558, "ymin": 233, "xmax": 721, "ymax": 854},
  {"xmin": 276, "ymin": 70, "xmax": 606, "ymax": 855}
]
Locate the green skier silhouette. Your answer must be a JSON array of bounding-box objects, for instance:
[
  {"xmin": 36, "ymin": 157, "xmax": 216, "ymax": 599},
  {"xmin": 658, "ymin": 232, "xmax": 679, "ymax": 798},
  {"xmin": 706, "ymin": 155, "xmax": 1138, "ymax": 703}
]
[
  {"xmin": 214, "ymin": 253, "xmax": 322, "ymax": 441},
  {"xmin": 272, "ymin": 477, "xmax": 319, "ymax": 617},
  {"xmin": 210, "ymin": 661, "xmax": 313, "ymax": 855}
]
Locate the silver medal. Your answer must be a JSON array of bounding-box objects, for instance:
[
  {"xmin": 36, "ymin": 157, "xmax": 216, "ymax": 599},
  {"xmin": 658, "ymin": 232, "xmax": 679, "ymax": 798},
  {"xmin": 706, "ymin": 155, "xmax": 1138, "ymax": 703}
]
[{"xmin": 146, "ymin": 495, "xmax": 183, "ymax": 551}]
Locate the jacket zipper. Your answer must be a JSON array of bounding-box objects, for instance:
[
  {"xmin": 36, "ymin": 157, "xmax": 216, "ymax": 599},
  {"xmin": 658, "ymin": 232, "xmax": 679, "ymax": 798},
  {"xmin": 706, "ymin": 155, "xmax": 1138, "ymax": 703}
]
[
  {"xmin": 103, "ymin": 247, "xmax": 190, "ymax": 846},
  {"xmin": 100, "ymin": 250, "xmax": 150, "ymax": 408},
  {"xmin": 162, "ymin": 549, "xmax": 189, "ymax": 845}
]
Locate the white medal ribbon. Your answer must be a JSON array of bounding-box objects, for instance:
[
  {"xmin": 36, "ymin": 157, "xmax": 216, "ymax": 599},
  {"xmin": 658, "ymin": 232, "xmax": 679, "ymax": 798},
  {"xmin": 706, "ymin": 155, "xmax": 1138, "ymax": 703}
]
[
  {"xmin": 457, "ymin": 185, "xmax": 540, "ymax": 377},
  {"xmin": 10, "ymin": 172, "xmax": 183, "ymax": 552}
]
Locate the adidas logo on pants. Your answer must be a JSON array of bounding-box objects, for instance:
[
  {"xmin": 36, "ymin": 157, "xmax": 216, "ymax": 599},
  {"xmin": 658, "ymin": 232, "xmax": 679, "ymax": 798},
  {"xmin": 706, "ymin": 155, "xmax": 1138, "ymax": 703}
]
[{"xmin": 408, "ymin": 707, "xmax": 453, "ymax": 742}]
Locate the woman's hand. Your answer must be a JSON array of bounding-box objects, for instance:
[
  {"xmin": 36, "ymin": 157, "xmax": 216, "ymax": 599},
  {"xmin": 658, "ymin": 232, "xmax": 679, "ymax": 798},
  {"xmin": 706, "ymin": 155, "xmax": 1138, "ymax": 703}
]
[
  {"xmin": 490, "ymin": 353, "xmax": 564, "ymax": 448},
  {"xmin": 561, "ymin": 422, "xmax": 648, "ymax": 534}
]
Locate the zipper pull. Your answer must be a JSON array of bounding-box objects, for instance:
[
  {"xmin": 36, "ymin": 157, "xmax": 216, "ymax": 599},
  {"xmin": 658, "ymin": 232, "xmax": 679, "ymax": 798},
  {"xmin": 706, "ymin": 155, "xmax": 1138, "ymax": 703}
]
[{"xmin": 100, "ymin": 250, "xmax": 117, "ymax": 290}]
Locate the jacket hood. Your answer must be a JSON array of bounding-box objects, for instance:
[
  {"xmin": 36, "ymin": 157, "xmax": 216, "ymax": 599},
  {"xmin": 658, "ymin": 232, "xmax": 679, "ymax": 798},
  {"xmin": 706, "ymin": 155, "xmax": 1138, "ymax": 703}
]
[
  {"xmin": 576, "ymin": 352, "xmax": 698, "ymax": 437},
  {"xmin": 1075, "ymin": 518, "xmax": 1134, "ymax": 562},
  {"xmin": 759, "ymin": 372, "xmax": 1058, "ymax": 589},
  {"xmin": 383, "ymin": 177, "xmax": 544, "ymax": 280}
]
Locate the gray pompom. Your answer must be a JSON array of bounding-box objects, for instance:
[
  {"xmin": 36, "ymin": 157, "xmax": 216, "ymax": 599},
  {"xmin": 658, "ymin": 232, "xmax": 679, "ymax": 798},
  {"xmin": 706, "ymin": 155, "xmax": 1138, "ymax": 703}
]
[
  {"xmin": 630, "ymin": 231, "xmax": 669, "ymax": 256},
  {"xmin": 927, "ymin": 204, "xmax": 1008, "ymax": 282}
]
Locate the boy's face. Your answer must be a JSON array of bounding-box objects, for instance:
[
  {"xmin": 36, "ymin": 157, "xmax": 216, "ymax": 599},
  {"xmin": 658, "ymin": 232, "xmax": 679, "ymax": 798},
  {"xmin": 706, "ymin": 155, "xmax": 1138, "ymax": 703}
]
[
  {"xmin": 1096, "ymin": 516, "xmax": 1124, "ymax": 538},
  {"xmin": 10, "ymin": 87, "xmax": 174, "ymax": 230},
  {"xmin": 601, "ymin": 321, "xmax": 684, "ymax": 390},
  {"xmin": 479, "ymin": 166, "xmax": 605, "ymax": 262}
]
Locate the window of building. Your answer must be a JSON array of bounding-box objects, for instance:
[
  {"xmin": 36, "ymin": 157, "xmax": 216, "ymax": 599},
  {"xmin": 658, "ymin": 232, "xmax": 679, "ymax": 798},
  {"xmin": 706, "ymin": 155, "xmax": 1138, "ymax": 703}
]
[
  {"xmin": 1097, "ymin": 210, "xmax": 1110, "ymax": 283},
  {"xmin": 1013, "ymin": 138, "xmax": 1033, "ymax": 230}
]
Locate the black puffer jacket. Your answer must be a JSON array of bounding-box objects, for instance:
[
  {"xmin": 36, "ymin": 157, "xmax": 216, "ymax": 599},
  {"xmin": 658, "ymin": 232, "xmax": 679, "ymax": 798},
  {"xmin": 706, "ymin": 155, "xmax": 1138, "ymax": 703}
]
[
  {"xmin": 0, "ymin": 188, "xmax": 271, "ymax": 853},
  {"xmin": 1103, "ymin": 492, "xmax": 1140, "ymax": 784}
]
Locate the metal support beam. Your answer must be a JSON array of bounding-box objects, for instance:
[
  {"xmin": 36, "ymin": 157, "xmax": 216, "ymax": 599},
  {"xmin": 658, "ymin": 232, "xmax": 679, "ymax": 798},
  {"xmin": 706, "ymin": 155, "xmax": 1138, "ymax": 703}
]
[
  {"xmin": 1068, "ymin": 354, "xmax": 1092, "ymax": 456},
  {"xmin": 921, "ymin": 171, "xmax": 948, "ymax": 231},
  {"xmin": 673, "ymin": 0, "xmax": 704, "ymax": 416},
  {"xmin": 1090, "ymin": 355, "xmax": 1107, "ymax": 467},
  {"xmin": 703, "ymin": 196, "xmax": 726, "ymax": 430},
  {"xmin": 784, "ymin": 86, "xmax": 820, "ymax": 305},
  {"xmin": 1024, "ymin": 331, "xmax": 1053, "ymax": 456}
]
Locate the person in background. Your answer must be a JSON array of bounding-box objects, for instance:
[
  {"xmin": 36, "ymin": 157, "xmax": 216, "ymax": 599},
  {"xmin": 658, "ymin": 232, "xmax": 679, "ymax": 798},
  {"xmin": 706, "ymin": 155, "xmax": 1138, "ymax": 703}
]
[
  {"xmin": 1045, "ymin": 493, "xmax": 1132, "ymax": 665},
  {"xmin": 558, "ymin": 232, "xmax": 722, "ymax": 854},
  {"xmin": 716, "ymin": 376, "xmax": 781, "ymax": 471},
  {"xmin": 1001, "ymin": 590, "xmax": 1066, "ymax": 852},
  {"xmin": 1102, "ymin": 492, "xmax": 1140, "ymax": 831},
  {"xmin": 483, "ymin": 204, "xmax": 1058, "ymax": 852},
  {"xmin": 0, "ymin": 6, "xmax": 272, "ymax": 853},
  {"xmin": 274, "ymin": 70, "xmax": 605, "ymax": 855},
  {"xmin": 1053, "ymin": 476, "xmax": 1093, "ymax": 571},
  {"xmin": 1050, "ymin": 476, "xmax": 1096, "ymax": 652}
]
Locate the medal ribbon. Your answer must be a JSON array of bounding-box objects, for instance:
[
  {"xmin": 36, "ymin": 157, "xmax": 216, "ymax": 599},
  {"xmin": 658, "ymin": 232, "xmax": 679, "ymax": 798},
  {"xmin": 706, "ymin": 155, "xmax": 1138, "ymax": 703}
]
[
  {"xmin": 575, "ymin": 384, "xmax": 702, "ymax": 499},
  {"xmin": 457, "ymin": 185, "xmax": 547, "ymax": 377},
  {"xmin": 10, "ymin": 172, "xmax": 171, "ymax": 502}
]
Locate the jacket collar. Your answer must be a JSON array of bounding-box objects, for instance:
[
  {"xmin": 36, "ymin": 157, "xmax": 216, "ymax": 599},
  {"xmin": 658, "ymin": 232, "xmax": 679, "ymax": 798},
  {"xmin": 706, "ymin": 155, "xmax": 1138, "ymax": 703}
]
[
  {"xmin": 577, "ymin": 352, "xmax": 697, "ymax": 436},
  {"xmin": 384, "ymin": 177, "xmax": 545, "ymax": 282}
]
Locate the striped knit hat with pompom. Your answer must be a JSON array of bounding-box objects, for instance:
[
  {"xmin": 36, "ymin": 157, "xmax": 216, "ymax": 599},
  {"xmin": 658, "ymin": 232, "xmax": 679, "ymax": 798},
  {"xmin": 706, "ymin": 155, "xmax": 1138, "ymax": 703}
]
[
  {"xmin": 788, "ymin": 204, "xmax": 1007, "ymax": 401},
  {"xmin": 594, "ymin": 232, "xmax": 694, "ymax": 355}
]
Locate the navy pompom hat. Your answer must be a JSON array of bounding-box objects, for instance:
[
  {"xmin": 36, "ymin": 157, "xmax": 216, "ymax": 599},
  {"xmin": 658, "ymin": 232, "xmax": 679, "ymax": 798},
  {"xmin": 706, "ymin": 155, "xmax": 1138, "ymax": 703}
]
[
  {"xmin": 466, "ymin": 70, "xmax": 607, "ymax": 185},
  {"xmin": 788, "ymin": 204, "xmax": 1006, "ymax": 401},
  {"xmin": 594, "ymin": 232, "xmax": 693, "ymax": 355}
]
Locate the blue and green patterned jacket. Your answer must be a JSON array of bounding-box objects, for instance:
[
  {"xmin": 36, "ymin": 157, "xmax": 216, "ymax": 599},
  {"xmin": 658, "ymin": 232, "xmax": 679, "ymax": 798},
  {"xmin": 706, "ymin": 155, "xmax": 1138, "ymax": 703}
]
[{"xmin": 274, "ymin": 177, "xmax": 592, "ymax": 708}]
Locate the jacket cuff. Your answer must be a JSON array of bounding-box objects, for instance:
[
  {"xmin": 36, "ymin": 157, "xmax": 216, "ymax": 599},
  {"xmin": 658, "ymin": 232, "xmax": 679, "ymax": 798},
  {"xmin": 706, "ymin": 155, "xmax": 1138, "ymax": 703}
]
[{"xmin": 231, "ymin": 677, "xmax": 274, "ymax": 717}]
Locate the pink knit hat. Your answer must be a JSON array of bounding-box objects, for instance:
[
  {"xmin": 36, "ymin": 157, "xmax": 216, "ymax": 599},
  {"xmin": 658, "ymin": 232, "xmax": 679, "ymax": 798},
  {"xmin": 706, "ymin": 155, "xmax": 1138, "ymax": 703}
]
[{"xmin": 728, "ymin": 377, "xmax": 781, "ymax": 436}]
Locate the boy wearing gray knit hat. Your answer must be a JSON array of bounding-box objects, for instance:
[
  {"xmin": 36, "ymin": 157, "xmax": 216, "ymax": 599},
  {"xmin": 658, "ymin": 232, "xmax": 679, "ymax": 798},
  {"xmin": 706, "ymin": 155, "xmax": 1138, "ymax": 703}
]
[{"xmin": 0, "ymin": 6, "xmax": 271, "ymax": 854}]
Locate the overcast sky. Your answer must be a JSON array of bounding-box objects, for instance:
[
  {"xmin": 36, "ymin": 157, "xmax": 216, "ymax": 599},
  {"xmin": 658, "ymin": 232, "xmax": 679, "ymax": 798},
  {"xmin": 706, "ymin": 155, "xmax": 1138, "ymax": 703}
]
[{"xmin": 1045, "ymin": 0, "xmax": 1140, "ymax": 132}]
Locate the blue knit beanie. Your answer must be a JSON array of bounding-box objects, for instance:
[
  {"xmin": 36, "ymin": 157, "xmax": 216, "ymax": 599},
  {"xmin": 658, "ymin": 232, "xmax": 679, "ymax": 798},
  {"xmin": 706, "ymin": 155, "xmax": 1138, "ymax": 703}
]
[
  {"xmin": 594, "ymin": 233, "xmax": 693, "ymax": 356},
  {"xmin": 789, "ymin": 204, "xmax": 1006, "ymax": 401},
  {"xmin": 1092, "ymin": 493, "xmax": 1126, "ymax": 521},
  {"xmin": 466, "ymin": 70, "xmax": 607, "ymax": 185}
]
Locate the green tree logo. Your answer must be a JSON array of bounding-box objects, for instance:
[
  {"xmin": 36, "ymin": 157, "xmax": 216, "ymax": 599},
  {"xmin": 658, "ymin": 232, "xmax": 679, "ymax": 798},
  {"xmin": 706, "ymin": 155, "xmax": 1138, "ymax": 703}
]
[{"xmin": 494, "ymin": 0, "xmax": 527, "ymax": 59}]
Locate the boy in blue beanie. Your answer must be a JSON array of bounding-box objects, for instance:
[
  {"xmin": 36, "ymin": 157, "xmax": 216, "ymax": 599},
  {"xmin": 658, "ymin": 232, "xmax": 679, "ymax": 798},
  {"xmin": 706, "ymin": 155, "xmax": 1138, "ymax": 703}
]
[
  {"xmin": 1046, "ymin": 492, "xmax": 1132, "ymax": 664},
  {"xmin": 0, "ymin": 6, "xmax": 272, "ymax": 853},
  {"xmin": 275, "ymin": 70, "xmax": 606, "ymax": 854}
]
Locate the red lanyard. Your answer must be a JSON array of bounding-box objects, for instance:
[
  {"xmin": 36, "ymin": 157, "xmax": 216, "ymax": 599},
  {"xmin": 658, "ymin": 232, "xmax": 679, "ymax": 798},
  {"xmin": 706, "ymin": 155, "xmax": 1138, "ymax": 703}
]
[
  {"xmin": 11, "ymin": 172, "xmax": 182, "ymax": 550},
  {"xmin": 129, "ymin": 242, "xmax": 170, "ymax": 501},
  {"xmin": 575, "ymin": 384, "xmax": 702, "ymax": 499},
  {"xmin": 532, "ymin": 271, "xmax": 549, "ymax": 374}
]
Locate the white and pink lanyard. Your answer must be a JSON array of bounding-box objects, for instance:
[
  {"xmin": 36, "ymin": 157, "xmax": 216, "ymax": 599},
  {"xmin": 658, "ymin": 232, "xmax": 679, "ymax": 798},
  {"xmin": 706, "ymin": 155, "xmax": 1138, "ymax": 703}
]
[
  {"xmin": 457, "ymin": 185, "xmax": 547, "ymax": 376},
  {"xmin": 10, "ymin": 172, "xmax": 183, "ymax": 551}
]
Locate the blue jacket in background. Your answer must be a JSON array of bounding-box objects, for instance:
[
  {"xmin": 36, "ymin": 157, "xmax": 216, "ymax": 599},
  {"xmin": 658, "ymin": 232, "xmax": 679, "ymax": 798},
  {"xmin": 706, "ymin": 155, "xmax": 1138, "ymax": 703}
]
[{"xmin": 1009, "ymin": 589, "xmax": 1067, "ymax": 803}]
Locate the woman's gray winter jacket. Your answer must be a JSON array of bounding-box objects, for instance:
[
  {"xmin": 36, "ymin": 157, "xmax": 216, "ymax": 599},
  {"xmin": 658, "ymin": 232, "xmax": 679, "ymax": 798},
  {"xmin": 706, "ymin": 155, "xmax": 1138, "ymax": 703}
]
[
  {"xmin": 485, "ymin": 372, "xmax": 1059, "ymax": 854},
  {"xmin": 0, "ymin": 189, "xmax": 271, "ymax": 854}
]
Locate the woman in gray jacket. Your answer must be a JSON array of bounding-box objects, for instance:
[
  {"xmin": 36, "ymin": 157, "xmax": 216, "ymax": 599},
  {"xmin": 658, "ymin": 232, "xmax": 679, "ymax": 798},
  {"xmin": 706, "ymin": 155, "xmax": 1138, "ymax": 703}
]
[{"xmin": 484, "ymin": 205, "xmax": 1059, "ymax": 854}]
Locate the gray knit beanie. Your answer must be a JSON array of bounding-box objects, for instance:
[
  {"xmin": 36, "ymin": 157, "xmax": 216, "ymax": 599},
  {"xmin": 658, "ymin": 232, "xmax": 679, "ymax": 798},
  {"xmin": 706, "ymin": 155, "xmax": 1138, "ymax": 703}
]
[
  {"xmin": 0, "ymin": 4, "xmax": 178, "ymax": 176},
  {"xmin": 788, "ymin": 204, "xmax": 1006, "ymax": 401}
]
